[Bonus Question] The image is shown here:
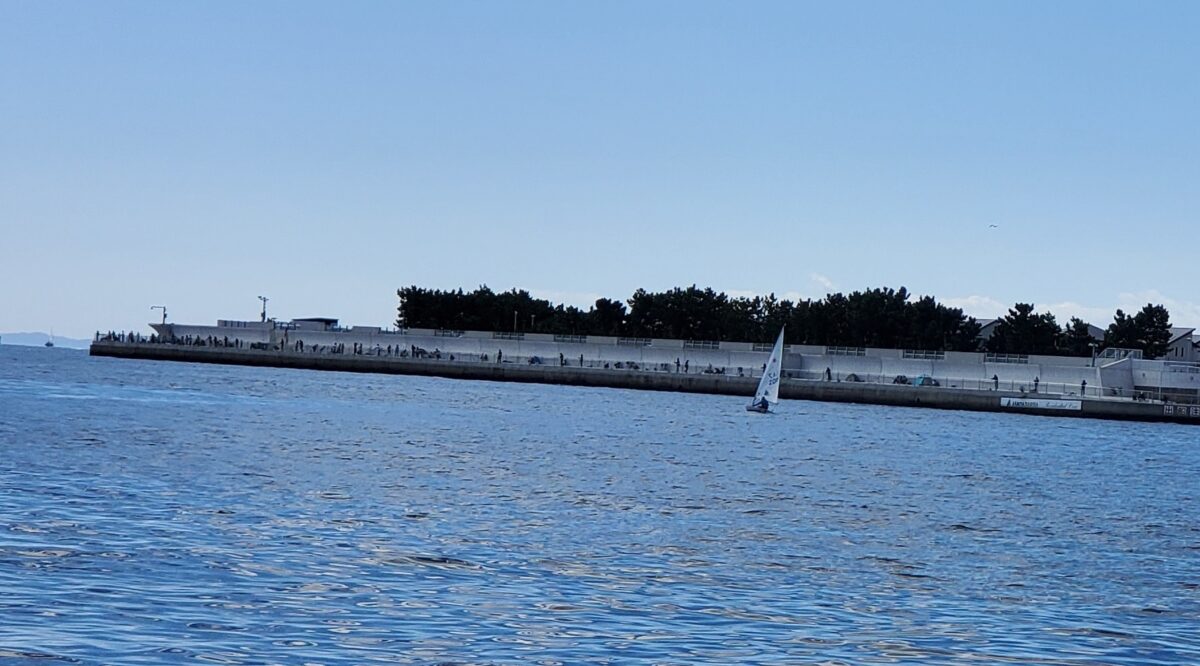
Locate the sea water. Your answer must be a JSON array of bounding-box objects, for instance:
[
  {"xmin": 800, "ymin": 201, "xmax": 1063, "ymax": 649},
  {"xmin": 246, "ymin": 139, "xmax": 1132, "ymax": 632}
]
[{"xmin": 0, "ymin": 345, "xmax": 1197, "ymax": 664}]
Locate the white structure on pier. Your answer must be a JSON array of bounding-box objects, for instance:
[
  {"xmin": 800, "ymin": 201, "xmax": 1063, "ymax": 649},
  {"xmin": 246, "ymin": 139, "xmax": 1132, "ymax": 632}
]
[{"xmin": 146, "ymin": 317, "xmax": 1200, "ymax": 403}]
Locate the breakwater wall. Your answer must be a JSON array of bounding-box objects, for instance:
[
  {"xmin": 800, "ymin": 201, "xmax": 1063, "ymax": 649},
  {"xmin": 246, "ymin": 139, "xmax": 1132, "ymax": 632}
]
[{"xmin": 90, "ymin": 341, "xmax": 1200, "ymax": 425}]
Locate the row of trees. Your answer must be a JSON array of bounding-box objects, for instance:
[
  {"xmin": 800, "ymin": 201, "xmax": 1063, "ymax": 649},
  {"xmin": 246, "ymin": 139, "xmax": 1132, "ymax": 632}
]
[
  {"xmin": 985, "ymin": 302, "xmax": 1173, "ymax": 359},
  {"xmin": 397, "ymin": 285, "xmax": 981, "ymax": 349},
  {"xmin": 395, "ymin": 285, "xmax": 1176, "ymax": 357}
]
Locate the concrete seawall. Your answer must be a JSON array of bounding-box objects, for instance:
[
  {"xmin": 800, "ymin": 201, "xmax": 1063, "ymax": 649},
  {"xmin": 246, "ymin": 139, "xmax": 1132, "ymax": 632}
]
[{"xmin": 90, "ymin": 341, "xmax": 1200, "ymax": 425}]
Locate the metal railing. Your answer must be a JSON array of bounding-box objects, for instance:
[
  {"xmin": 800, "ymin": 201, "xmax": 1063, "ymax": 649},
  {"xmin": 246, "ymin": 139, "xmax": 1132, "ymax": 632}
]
[
  {"xmin": 492, "ymin": 332, "xmax": 524, "ymax": 341},
  {"xmin": 903, "ymin": 349, "xmax": 945, "ymax": 360},
  {"xmin": 683, "ymin": 340, "xmax": 721, "ymax": 350},
  {"xmin": 753, "ymin": 341, "xmax": 793, "ymax": 352},
  {"xmin": 553, "ymin": 334, "xmax": 587, "ymax": 344},
  {"xmin": 1098, "ymin": 347, "xmax": 1143, "ymax": 361},
  {"xmin": 985, "ymin": 353, "xmax": 1030, "ymax": 364},
  {"xmin": 826, "ymin": 346, "xmax": 866, "ymax": 357},
  {"xmin": 93, "ymin": 336, "xmax": 1200, "ymax": 406},
  {"xmin": 617, "ymin": 337, "xmax": 651, "ymax": 347},
  {"xmin": 801, "ymin": 369, "xmax": 1198, "ymax": 405}
]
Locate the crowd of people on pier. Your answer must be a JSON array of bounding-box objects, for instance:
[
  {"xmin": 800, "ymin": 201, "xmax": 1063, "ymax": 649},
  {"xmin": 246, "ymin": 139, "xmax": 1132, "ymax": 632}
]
[
  {"xmin": 96, "ymin": 331, "xmax": 155, "ymax": 344},
  {"xmin": 93, "ymin": 331, "xmax": 1198, "ymax": 405}
]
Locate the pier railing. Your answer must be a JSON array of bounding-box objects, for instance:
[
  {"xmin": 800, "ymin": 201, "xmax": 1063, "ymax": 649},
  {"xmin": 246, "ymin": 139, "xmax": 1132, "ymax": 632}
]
[
  {"xmin": 985, "ymin": 353, "xmax": 1030, "ymax": 364},
  {"xmin": 92, "ymin": 335, "xmax": 1200, "ymax": 406},
  {"xmin": 617, "ymin": 337, "xmax": 652, "ymax": 347},
  {"xmin": 752, "ymin": 341, "xmax": 793, "ymax": 352},
  {"xmin": 826, "ymin": 346, "xmax": 867, "ymax": 357},
  {"xmin": 683, "ymin": 340, "xmax": 721, "ymax": 350},
  {"xmin": 902, "ymin": 349, "xmax": 946, "ymax": 361}
]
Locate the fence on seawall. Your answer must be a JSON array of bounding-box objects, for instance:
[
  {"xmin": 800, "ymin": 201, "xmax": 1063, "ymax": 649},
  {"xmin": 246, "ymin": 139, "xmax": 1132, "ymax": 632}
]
[
  {"xmin": 90, "ymin": 337, "xmax": 1200, "ymax": 424},
  {"xmin": 94, "ymin": 331, "xmax": 1200, "ymax": 407}
]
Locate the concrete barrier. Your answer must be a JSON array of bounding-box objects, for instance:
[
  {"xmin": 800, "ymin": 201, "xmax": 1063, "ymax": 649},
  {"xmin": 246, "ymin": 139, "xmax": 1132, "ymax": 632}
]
[{"xmin": 89, "ymin": 341, "xmax": 1200, "ymax": 425}]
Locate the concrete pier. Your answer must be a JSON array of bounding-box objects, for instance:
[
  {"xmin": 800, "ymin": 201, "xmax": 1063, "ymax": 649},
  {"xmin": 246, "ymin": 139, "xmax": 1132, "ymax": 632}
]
[{"xmin": 90, "ymin": 341, "xmax": 1200, "ymax": 425}]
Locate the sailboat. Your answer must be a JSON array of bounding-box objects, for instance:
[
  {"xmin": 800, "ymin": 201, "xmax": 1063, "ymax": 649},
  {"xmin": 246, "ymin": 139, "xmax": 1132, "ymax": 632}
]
[
  {"xmin": 45, "ymin": 330, "xmax": 55, "ymax": 348},
  {"xmin": 746, "ymin": 326, "xmax": 785, "ymax": 413}
]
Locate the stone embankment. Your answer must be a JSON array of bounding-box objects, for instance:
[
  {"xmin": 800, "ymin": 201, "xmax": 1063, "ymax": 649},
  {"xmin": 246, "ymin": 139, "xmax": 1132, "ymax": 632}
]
[{"xmin": 90, "ymin": 341, "xmax": 1200, "ymax": 425}]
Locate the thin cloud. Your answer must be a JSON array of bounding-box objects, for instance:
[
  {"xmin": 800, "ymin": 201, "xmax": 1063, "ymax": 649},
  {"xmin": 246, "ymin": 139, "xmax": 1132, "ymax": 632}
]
[
  {"xmin": 941, "ymin": 295, "xmax": 1009, "ymax": 319},
  {"xmin": 1043, "ymin": 291, "xmax": 1200, "ymax": 328},
  {"xmin": 1038, "ymin": 301, "xmax": 1113, "ymax": 325},
  {"xmin": 528, "ymin": 289, "xmax": 606, "ymax": 309},
  {"xmin": 809, "ymin": 273, "xmax": 836, "ymax": 294},
  {"xmin": 943, "ymin": 291, "xmax": 1200, "ymax": 329},
  {"xmin": 1114, "ymin": 290, "xmax": 1200, "ymax": 328}
]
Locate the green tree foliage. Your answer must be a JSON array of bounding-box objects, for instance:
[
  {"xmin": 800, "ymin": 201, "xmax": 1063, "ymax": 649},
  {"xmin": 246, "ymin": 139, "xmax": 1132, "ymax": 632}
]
[
  {"xmin": 1060, "ymin": 317, "xmax": 1099, "ymax": 357},
  {"xmin": 397, "ymin": 286, "xmax": 1171, "ymax": 357},
  {"xmin": 1103, "ymin": 309, "xmax": 1139, "ymax": 350},
  {"xmin": 398, "ymin": 284, "xmax": 983, "ymax": 351},
  {"xmin": 1133, "ymin": 304, "xmax": 1172, "ymax": 359},
  {"xmin": 625, "ymin": 286, "xmax": 734, "ymax": 340},
  {"xmin": 985, "ymin": 303, "xmax": 1061, "ymax": 355},
  {"xmin": 587, "ymin": 298, "xmax": 626, "ymax": 336},
  {"xmin": 396, "ymin": 285, "xmax": 564, "ymax": 333},
  {"xmin": 1102, "ymin": 304, "xmax": 1172, "ymax": 358}
]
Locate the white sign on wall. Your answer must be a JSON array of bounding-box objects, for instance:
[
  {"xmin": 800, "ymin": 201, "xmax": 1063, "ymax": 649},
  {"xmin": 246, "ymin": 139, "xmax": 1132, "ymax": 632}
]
[
  {"xmin": 1000, "ymin": 397, "xmax": 1082, "ymax": 411},
  {"xmin": 1163, "ymin": 405, "xmax": 1200, "ymax": 418}
]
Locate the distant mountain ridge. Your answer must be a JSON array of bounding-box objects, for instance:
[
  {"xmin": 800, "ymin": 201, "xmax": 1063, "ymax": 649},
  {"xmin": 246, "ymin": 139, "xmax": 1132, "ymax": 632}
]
[{"xmin": 0, "ymin": 332, "xmax": 91, "ymax": 349}]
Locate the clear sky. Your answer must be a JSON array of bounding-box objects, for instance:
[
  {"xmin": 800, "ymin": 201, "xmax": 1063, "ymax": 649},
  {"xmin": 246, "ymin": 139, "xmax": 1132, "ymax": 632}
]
[{"xmin": 2, "ymin": 1, "xmax": 1197, "ymax": 338}]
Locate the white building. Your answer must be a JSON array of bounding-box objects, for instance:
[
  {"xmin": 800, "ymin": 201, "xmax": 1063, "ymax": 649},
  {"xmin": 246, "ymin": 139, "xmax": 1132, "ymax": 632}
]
[{"xmin": 1166, "ymin": 327, "xmax": 1197, "ymax": 362}]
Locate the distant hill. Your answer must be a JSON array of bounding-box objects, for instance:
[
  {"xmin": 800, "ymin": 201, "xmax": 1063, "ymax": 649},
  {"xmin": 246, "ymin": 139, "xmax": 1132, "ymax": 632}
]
[{"xmin": 0, "ymin": 332, "xmax": 91, "ymax": 349}]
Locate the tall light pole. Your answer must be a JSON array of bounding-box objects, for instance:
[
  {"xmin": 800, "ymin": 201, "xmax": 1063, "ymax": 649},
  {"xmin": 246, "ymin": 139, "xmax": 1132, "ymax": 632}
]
[
  {"xmin": 150, "ymin": 305, "xmax": 167, "ymax": 324},
  {"xmin": 258, "ymin": 296, "xmax": 269, "ymax": 323},
  {"xmin": 513, "ymin": 310, "xmax": 518, "ymax": 333}
]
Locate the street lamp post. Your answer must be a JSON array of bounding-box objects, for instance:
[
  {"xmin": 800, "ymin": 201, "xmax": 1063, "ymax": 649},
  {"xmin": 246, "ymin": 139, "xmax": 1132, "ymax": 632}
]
[
  {"xmin": 258, "ymin": 296, "xmax": 269, "ymax": 323},
  {"xmin": 1089, "ymin": 342, "xmax": 1098, "ymax": 367},
  {"xmin": 513, "ymin": 310, "xmax": 518, "ymax": 333},
  {"xmin": 150, "ymin": 305, "xmax": 167, "ymax": 325}
]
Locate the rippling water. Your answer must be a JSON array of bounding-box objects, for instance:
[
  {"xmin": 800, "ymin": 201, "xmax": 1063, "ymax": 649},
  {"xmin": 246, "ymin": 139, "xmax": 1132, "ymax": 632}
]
[{"xmin": 1, "ymin": 345, "xmax": 1198, "ymax": 664}]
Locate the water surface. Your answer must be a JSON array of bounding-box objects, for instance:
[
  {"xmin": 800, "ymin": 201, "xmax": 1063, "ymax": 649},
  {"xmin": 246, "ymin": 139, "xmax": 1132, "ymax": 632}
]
[{"xmin": 1, "ymin": 345, "xmax": 1197, "ymax": 664}]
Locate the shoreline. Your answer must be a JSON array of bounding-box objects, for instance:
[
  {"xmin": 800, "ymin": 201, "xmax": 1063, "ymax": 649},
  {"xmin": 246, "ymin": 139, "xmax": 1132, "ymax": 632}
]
[{"xmin": 90, "ymin": 341, "xmax": 1200, "ymax": 425}]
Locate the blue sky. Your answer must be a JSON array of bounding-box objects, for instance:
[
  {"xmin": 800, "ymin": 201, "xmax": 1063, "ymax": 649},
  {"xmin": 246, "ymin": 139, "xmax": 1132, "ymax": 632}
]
[{"xmin": 2, "ymin": 1, "xmax": 1198, "ymax": 338}]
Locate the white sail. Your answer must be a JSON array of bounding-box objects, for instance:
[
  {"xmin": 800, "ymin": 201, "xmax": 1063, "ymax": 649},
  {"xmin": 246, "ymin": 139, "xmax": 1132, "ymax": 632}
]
[{"xmin": 749, "ymin": 327, "xmax": 785, "ymax": 410}]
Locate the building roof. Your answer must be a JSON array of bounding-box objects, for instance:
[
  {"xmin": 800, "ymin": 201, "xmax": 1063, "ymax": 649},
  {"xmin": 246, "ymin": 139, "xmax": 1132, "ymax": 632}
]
[
  {"xmin": 1169, "ymin": 327, "xmax": 1195, "ymax": 344},
  {"xmin": 975, "ymin": 319, "xmax": 1000, "ymax": 337},
  {"xmin": 293, "ymin": 317, "xmax": 339, "ymax": 325}
]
